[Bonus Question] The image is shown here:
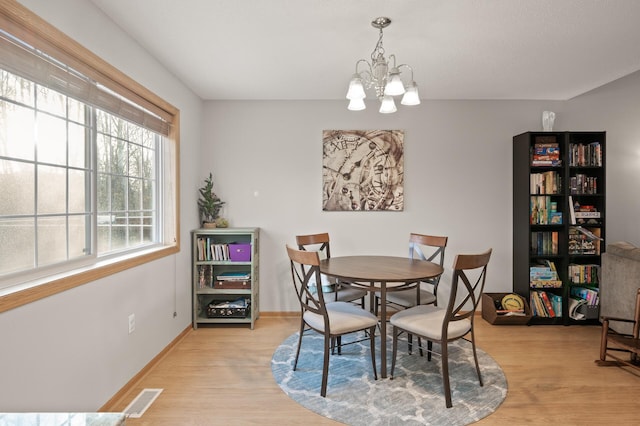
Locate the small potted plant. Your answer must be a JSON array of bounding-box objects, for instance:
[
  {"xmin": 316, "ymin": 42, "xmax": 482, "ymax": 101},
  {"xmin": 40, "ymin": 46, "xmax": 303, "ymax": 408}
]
[{"xmin": 198, "ymin": 173, "xmax": 226, "ymax": 228}]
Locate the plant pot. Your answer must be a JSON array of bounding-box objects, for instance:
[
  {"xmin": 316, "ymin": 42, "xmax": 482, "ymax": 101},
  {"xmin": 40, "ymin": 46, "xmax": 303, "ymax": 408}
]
[{"xmin": 202, "ymin": 222, "xmax": 217, "ymax": 229}]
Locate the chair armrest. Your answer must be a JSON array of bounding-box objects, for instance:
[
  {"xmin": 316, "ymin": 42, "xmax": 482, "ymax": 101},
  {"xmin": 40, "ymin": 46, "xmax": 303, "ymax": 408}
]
[{"xmin": 600, "ymin": 316, "xmax": 636, "ymax": 324}]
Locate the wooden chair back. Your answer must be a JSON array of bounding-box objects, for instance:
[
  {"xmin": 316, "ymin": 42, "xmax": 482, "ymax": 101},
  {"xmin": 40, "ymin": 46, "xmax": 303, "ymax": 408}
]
[
  {"xmin": 444, "ymin": 249, "xmax": 492, "ymax": 326},
  {"xmin": 286, "ymin": 244, "xmax": 329, "ymax": 319},
  {"xmin": 296, "ymin": 232, "xmax": 331, "ymax": 259},
  {"xmin": 295, "ymin": 232, "xmax": 366, "ymax": 307},
  {"xmin": 409, "ymin": 233, "xmax": 447, "ymax": 277}
]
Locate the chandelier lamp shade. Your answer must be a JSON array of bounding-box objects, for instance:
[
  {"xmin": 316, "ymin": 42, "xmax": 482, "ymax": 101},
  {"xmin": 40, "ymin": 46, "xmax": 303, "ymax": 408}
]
[{"xmin": 346, "ymin": 17, "xmax": 420, "ymax": 113}]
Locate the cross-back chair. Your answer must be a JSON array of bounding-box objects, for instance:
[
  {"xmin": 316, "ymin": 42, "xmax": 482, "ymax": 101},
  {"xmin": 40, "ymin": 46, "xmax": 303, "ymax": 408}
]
[
  {"xmin": 596, "ymin": 287, "xmax": 640, "ymax": 374},
  {"xmin": 390, "ymin": 248, "xmax": 492, "ymax": 408},
  {"xmin": 375, "ymin": 233, "xmax": 448, "ymax": 316},
  {"xmin": 296, "ymin": 232, "xmax": 367, "ymax": 307},
  {"xmin": 286, "ymin": 244, "xmax": 378, "ymax": 397}
]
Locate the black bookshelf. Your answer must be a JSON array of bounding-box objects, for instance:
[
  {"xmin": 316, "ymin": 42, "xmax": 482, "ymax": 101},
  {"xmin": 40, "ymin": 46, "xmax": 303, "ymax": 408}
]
[{"xmin": 513, "ymin": 131, "xmax": 605, "ymax": 325}]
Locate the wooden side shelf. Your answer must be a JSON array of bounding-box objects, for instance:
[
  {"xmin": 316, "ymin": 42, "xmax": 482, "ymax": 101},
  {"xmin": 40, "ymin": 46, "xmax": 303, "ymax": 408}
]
[{"xmin": 191, "ymin": 227, "xmax": 260, "ymax": 329}]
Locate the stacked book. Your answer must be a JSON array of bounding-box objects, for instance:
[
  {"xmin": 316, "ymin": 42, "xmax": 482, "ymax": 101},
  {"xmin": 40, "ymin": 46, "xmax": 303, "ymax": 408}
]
[
  {"xmin": 530, "ymin": 195, "xmax": 562, "ymax": 225},
  {"xmin": 570, "ymin": 286, "xmax": 599, "ymax": 306},
  {"xmin": 531, "ymin": 291, "xmax": 562, "ymax": 318},
  {"xmin": 530, "ymin": 171, "xmax": 561, "ymax": 195},
  {"xmin": 213, "ymin": 271, "xmax": 251, "ymax": 290},
  {"xmin": 196, "ymin": 238, "xmax": 231, "ymax": 261},
  {"xmin": 531, "ymin": 140, "xmax": 561, "ymax": 166},
  {"xmin": 568, "ymin": 263, "xmax": 599, "ymax": 285},
  {"xmin": 568, "ymin": 226, "xmax": 602, "ymax": 255},
  {"xmin": 216, "ymin": 272, "xmax": 251, "ymax": 281},
  {"xmin": 572, "ymin": 201, "xmax": 601, "ymax": 225},
  {"xmin": 530, "ymin": 231, "xmax": 559, "ymax": 255},
  {"xmin": 569, "ymin": 141, "xmax": 602, "ymax": 167},
  {"xmin": 529, "ymin": 261, "xmax": 562, "ymax": 288}
]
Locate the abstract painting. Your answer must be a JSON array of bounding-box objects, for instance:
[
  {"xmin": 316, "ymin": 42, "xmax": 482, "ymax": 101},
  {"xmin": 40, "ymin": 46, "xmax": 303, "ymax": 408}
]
[{"xmin": 322, "ymin": 130, "xmax": 404, "ymax": 211}]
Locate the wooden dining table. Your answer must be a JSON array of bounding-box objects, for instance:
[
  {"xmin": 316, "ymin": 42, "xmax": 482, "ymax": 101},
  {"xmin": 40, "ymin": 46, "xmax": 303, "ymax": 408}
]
[{"xmin": 319, "ymin": 255, "xmax": 444, "ymax": 378}]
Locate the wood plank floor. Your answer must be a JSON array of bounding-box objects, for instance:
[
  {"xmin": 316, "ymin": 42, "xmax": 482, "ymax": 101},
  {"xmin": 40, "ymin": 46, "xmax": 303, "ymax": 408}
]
[{"xmin": 105, "ymin": 315, "xmax": 640, "ymax": 425}]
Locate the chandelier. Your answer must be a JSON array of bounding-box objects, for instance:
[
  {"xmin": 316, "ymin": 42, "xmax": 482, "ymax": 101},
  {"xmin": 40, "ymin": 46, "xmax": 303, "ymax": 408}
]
[{"xmin": 346, "ymin": 17, "xmax": 420, "ymax": 113}]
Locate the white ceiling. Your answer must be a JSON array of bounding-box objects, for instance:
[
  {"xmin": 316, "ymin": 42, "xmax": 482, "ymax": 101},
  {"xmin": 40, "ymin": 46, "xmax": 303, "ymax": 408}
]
[{"xmin": 88, "ymin": 0, "xmax": 640, "ymax": 101}]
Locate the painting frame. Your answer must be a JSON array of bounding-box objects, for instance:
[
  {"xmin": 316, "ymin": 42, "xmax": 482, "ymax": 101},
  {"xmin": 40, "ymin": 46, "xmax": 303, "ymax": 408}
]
[{"xmin": 322, "ymin": 130, "xmax": 404, "ymax": 211}]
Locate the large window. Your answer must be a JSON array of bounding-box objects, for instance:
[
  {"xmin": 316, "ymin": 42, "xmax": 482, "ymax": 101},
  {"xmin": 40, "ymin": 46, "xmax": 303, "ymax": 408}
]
[
  {"xmin": 0, "ymin": 2, "xmax": 179, "ymax": 309},
  {"xmin": 0, "ymin": 73, "xmax": 162, "ymax": 278}
]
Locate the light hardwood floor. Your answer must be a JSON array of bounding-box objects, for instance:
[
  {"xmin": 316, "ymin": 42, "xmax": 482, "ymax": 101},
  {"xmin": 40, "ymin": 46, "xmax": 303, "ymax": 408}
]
[{"xmin": 105, "ymin": 315, "xmax": 640, "ymax": 425}]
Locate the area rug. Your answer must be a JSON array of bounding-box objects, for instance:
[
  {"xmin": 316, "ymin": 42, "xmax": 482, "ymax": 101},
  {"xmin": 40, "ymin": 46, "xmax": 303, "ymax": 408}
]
[{"xmin": 271, "ymin": 330, "xmax": 507, "ymax": 425}]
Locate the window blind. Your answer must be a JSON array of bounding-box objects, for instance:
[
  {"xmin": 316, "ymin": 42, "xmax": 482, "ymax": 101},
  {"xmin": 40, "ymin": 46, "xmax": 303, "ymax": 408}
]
[{"xmin": 0, "ymin": 14, "xmax": 172, "ymax": 136}]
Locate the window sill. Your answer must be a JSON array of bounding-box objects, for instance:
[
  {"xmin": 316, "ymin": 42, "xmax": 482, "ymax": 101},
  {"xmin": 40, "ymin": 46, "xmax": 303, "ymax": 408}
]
[{"xmin": 0, "ymin": 244, "xmax": 179, "ymax": 314}]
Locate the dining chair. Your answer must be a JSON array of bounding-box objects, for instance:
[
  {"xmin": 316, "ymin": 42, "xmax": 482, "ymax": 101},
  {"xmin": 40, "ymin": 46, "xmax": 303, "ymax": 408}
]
[
  {"xmin": 390, "ymin": 248, "xmax": 492, "ymax": 408},
  {"xmin": 296, "ymin": 232, "xmax": 367, "ymax": 307},
  {"xmin": 286, "ymin": 244, "xmax": 378, "ymax": 397},
  {"xmin": 375, "ymin": 233, "xmax": 448, "ymax": 315}
]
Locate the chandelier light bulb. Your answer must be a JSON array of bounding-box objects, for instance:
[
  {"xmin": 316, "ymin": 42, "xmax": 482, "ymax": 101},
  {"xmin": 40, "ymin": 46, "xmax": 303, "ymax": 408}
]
[
  {"xmin": 384, "ymin": 68, "xmax": 405, "ymax": 96},
  {"xmin": 379, "ymin": 96, "xmax": 397, "ymax": 114},
  {"xmin": 346, "ymin": 74, "xmax": 366, "ymax": 100},
  {"xmin": 348, "ymin": 97, "xmax": 366, "ymax": 111},
  {"xmin": 401, "ymin": 82, "xmax": 421, "ymax": 106}
]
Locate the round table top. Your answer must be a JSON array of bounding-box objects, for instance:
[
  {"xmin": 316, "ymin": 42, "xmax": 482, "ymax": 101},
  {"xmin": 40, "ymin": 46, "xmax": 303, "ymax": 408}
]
[{"xmin": 319, "ymin": 255, "xmax": 443, "ymax": 283}]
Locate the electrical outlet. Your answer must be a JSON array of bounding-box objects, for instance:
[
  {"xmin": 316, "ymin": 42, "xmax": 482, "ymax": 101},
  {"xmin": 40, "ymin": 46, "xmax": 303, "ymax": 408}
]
[{"xmin": 128, "ymin": 313, "xmax": 135, "ymax": 334}]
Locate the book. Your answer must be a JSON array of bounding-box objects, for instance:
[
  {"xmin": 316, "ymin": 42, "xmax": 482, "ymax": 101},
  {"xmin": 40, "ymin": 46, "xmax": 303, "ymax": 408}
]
[
  {"xmin": 568, "ymin": 196, "xmax": 576, "ymax": 225},
  {"xmin": 496, "ymin": 309, "xmax": 527, "ymax": 317},
  {"xmin": 570, "ymin": 286, "xmax": 600, "ymax": 306},
  {"xmin": 530, "ymin": 196, "xmax": 551, "ymax": 224},
  {"xmin": 530, "ymin": 171, "xmax": 561, "ymax": 194},
  {"xmin": 532, "ymin": 142, "xmax": 560, "ymax": 165},
  {"xmin": 531, "ymin": 292, "xmax": 548, "ymax": 317},
  {"xmin": 550, "ymin": 212, "xmax": 563, "ymax": 224},
  {"xmin": 570, "ymin": 174, "xmax": 597, "ymax": 194},
  {"xmin": 539, "ymin": 291, "xmax": 556, "ymax": 317},
  {"xmin": 530, "ymin": 266, "xmax": 556, "ymax": 279},
  {"xmin": 574, "ymin": 211, "xmax": 600, "ymax": 218},
  {"xmin": 569, "ymin": 263, "xmax": 599, "ymax": 284},
  {"xmin": 569, "ymin": 297, "xmax": 588, "ymax": 320},
  {"xmin": 549, "ymin": 294, "xmax": 563, "ymax": 317},
  {"xmin": 575, "ymin": 226, "xmax": 603, "ymax": 241},
  {"xmin": 529, "ymin": 261, "xmax": 561, "ymax": 288},
  {"xmin": 531, "ymin": 159, "xmax": 562, "ymax": 167},
  {"xmin": 530, "ymin": 280, "xmax": 562, "ymax": 288},
  {"xmin": 216, "ymin": 272, "xmax": 251, "ymax": 281},
  {"xmin": 568, "ymin": 227, "xmax": 601, "ymax": 255},
  {"xmin": 570, "ymin": 142, "xmax": 602, "ymax": 167}
]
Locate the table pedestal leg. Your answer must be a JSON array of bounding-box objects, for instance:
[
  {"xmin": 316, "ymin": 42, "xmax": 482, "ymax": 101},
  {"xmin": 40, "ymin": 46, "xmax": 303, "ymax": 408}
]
[{"xmin": 380, "ymin": 281, "xmax": 387, "ymax": 378}]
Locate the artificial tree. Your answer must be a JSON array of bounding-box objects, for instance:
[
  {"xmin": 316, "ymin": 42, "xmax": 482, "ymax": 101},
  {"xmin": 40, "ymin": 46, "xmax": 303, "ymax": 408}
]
[{"xmin": 198, "ymin": 173, "xmax": 226, "ymax": 227}]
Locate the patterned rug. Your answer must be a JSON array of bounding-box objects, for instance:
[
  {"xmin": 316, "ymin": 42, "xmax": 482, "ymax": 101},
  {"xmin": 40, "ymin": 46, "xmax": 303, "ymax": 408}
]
[{"xmin": 271, "ymin": 329, "xmax": 507, "ymax": 425}]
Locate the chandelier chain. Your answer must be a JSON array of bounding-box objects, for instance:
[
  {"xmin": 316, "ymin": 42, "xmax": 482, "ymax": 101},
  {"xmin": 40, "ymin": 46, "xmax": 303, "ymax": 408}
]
[{"xmin": 371, "ymin": 28, "xmax": 385, "ymax": 62}]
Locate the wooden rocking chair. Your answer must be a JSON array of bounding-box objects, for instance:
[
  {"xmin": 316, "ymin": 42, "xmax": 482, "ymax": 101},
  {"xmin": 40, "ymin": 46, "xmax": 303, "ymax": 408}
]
[{"xmin": 596, "ymin": 288, "xmax": 640, "ymax": 374}]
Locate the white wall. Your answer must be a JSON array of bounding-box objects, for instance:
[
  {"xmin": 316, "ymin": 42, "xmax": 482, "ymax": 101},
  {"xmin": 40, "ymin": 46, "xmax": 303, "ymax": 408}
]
[
  {"xmin": 203, "ymin": 75, "xmax": 640, "ymax": 315},
  {"xmin": 0, "ymin": 0, "xmax": 202, "ymax": 411},
  {"xmin": 564, "ymin": 70, "xmax": 640, "ymax": 245},
  {"xmin": 202, "ymin": 99, "xmax": 567, "ymax": 312}
]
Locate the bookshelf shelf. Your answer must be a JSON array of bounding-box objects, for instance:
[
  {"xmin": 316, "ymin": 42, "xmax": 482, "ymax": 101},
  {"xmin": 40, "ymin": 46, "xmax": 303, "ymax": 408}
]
[
  {"xmin": 191, "ymin": 227, "xmax": 260, "ymax": 329},
  {"xmin": 513, "ymin": 131, "xmax": 605, "ymax": 325}
]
